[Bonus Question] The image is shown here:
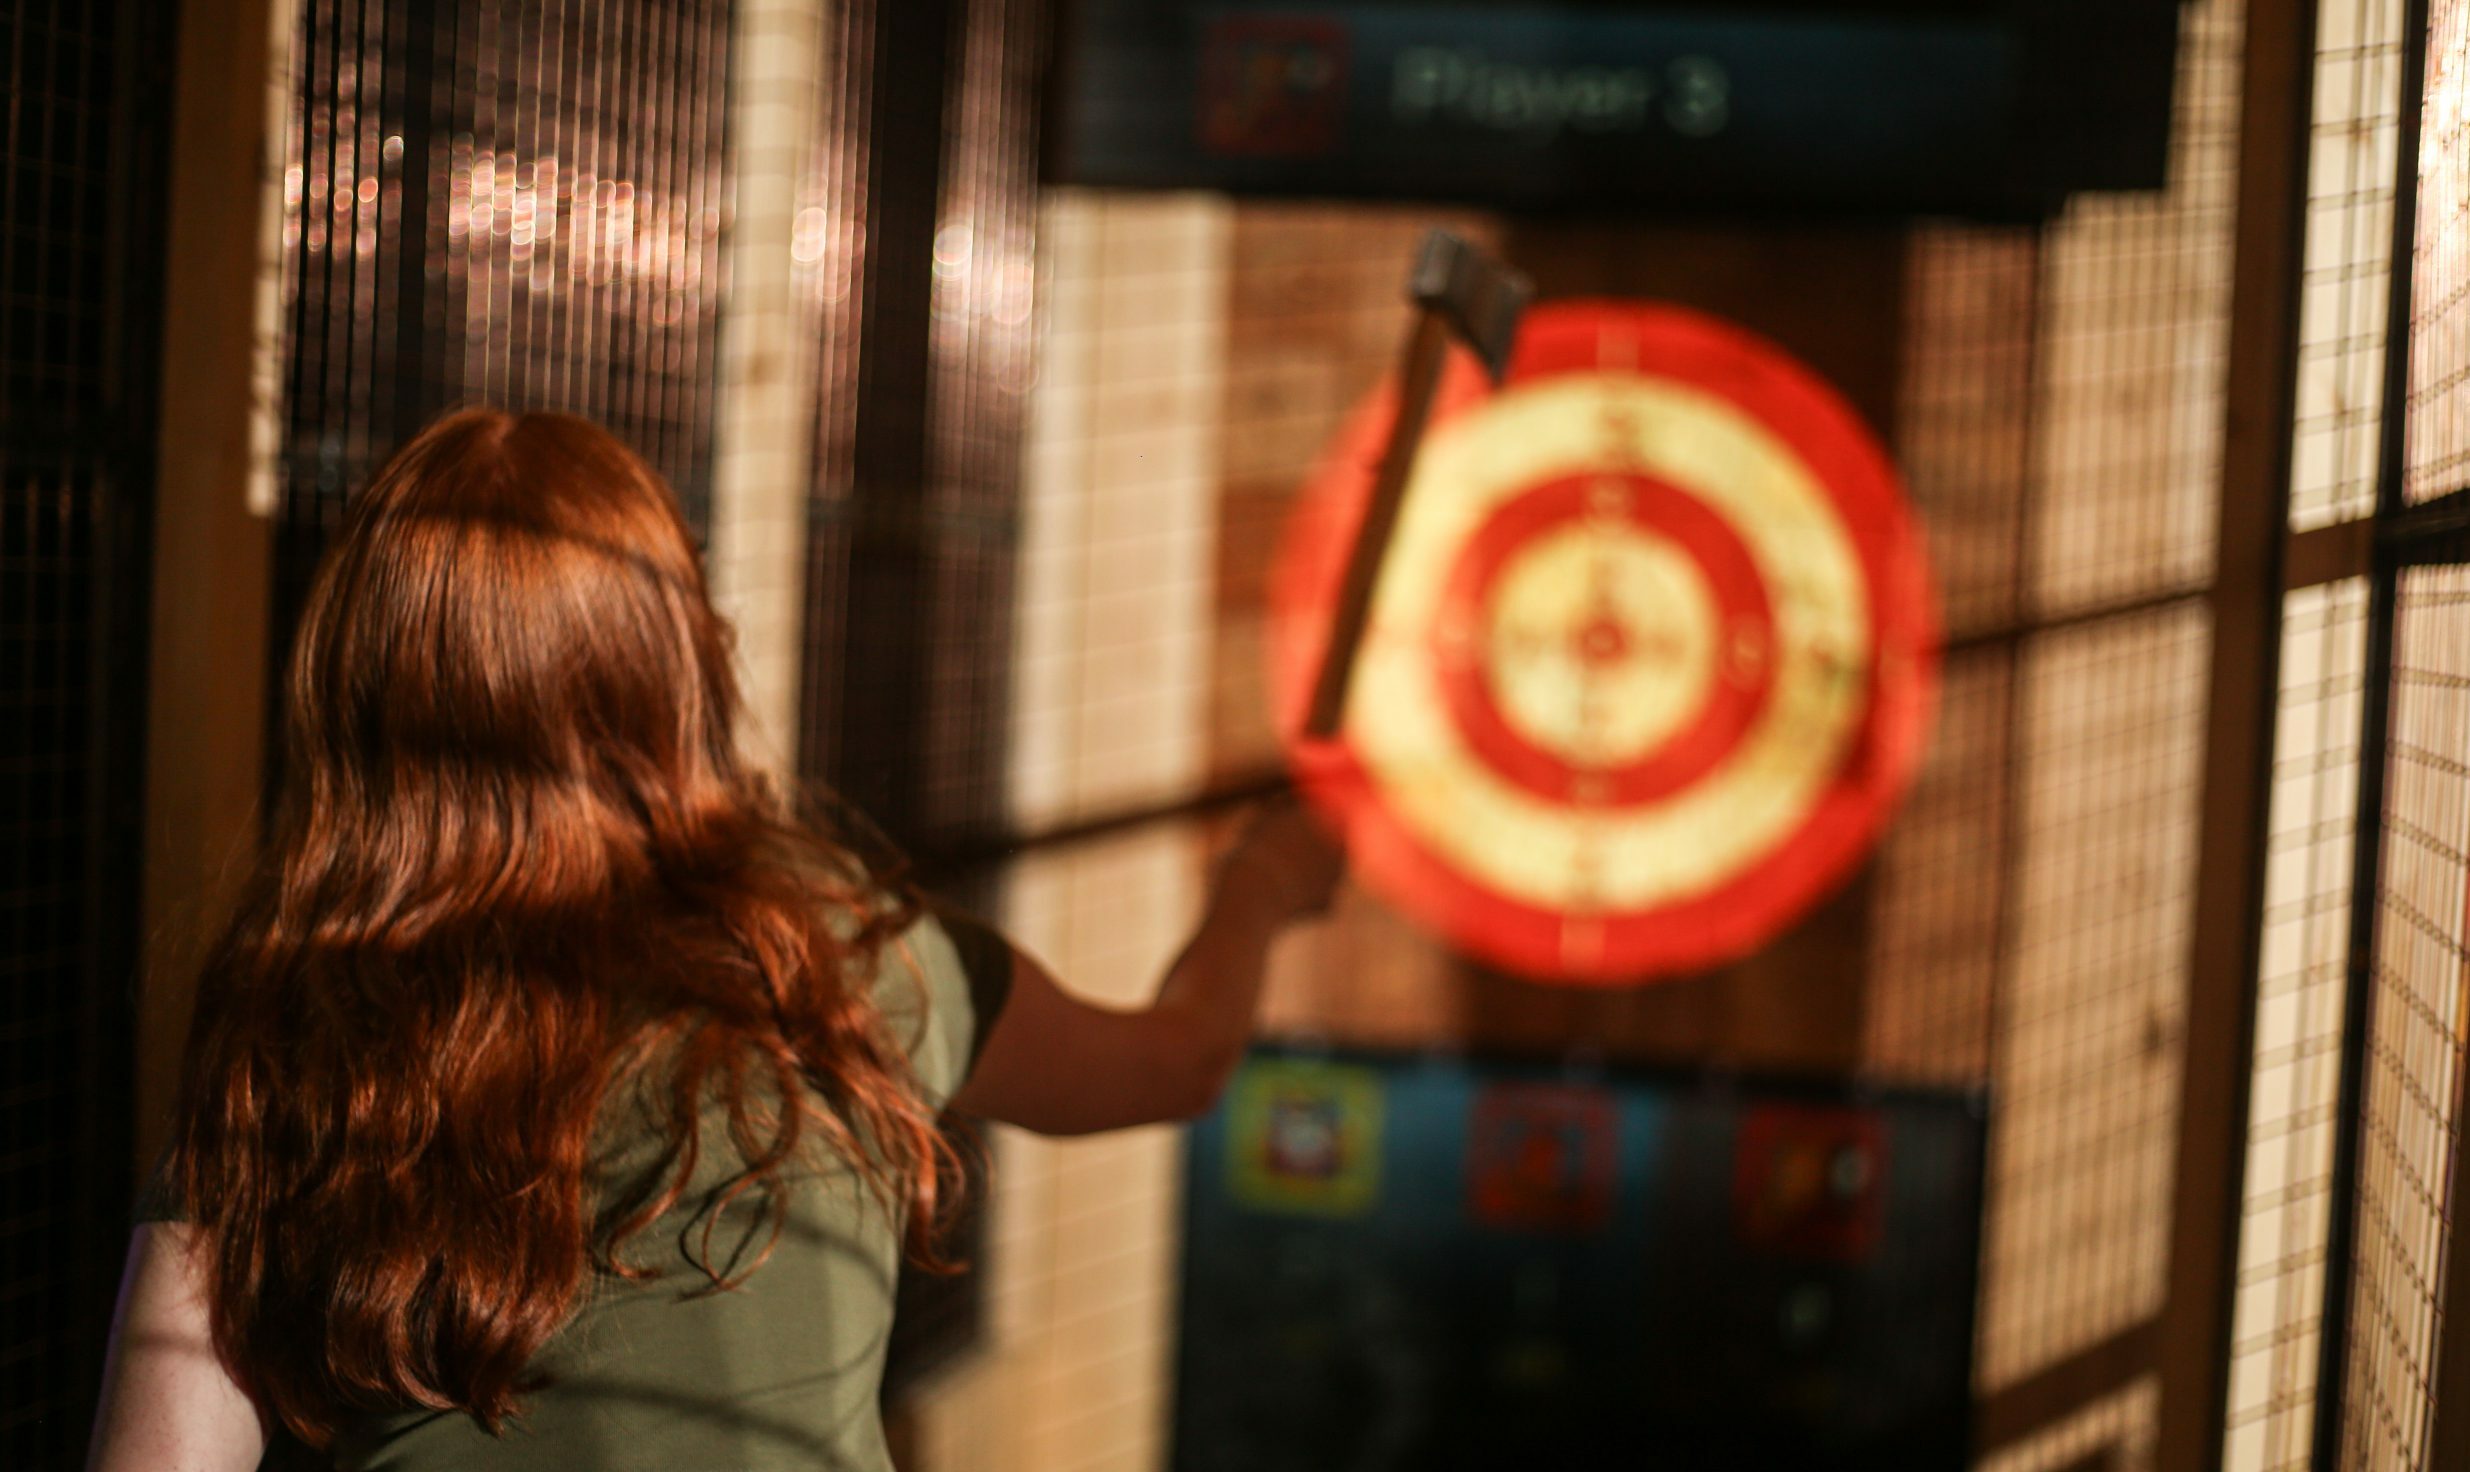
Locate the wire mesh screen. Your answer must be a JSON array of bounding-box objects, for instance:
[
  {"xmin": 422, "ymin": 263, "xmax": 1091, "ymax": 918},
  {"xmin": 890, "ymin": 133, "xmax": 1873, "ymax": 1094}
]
[
  {"xmin": 1854, "ymin": 6, "xmax": 2249, "ymax": 1467},
  {"xmin": 2339, "ymin": 564, "xmax": 2470, "ymax": 1470},
  {"xmin": 1874, "ymin": 8, "xmax": 2244, "ymax": 1467},
  {"xmin": 796, "ymin": 0, "xmax": 1039, "ymax": 852},
  {"xmin": 794, "ymin": 0, "xmax": 878, "ymax": 786},
  {"xmin": 275, "ymin": 0, "xmax": 731, "ymax": 653},
  {"xmin": 2026, "ymin": 0, "xmax": 2243, "ymax": 618},
  {"xmin": 1979, "ymin": 1383, "xmax": 2163, "ymax": 1472},
  {"xmin": 1895, "ymin": 228, "xmax": 2041, "ymax": 641},
  {"xmin": 1981, "ymin": 605, "xmax": 2214, "ymax": 1392},
  {"xmin": 1864, "ymin": 226, "xmax": 2038, "ymax": 1086},
  {"xmin": 2215, "ymin": 2, "xmax": 2412, "ymax": 1462},
  {"xmin": 2403, "ymin": 0, "xmax": 2469, "ymax": 505},
  {"xmin": 896, "ymin": 187, "xmax": 1241, "ymax": 1467},
  {"xmin": 0, "ymin": 0, "xmax": 168, "ymax": 1462},
  {"xmin": 2324, "ymin": 6, "xmax": 2470, "ymax": 1466},
  {"xmin": 2291, "ymin": 0, "xmax": 2411, "ymax": 533},
  {"xmin": 2229, "ymin": 579, "xmax": 2374, "ymax": 1470},
  {"xmin": 914, "ymin": 0, "xmax": 1039, "ymax": 842},
  {"xmin": 1865, "ymin": 644, "xmax": 2014, "ymax": 1086}
]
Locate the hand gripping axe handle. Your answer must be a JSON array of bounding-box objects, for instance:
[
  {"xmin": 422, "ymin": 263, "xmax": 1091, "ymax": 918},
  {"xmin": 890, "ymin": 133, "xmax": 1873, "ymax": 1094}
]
[{"xmin": 1302, "ymin": 230, "xmax": 1532, "ymax": 742}]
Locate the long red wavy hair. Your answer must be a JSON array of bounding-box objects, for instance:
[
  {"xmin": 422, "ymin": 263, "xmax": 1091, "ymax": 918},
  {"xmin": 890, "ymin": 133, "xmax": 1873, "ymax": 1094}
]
[{"xmin": 159, "ymin": 409, "xmax": 962, "ymax": 1446}]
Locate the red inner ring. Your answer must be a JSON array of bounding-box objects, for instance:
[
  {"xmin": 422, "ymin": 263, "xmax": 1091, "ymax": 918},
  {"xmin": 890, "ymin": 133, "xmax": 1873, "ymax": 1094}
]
[{"xmin": 1433, "ymin": 472, "xmax": 1777, "ymax": 809}]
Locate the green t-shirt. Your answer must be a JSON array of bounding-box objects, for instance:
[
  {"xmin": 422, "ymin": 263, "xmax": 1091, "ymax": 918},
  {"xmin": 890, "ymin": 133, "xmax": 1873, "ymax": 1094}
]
[{"xmin": 142, "ymin": 908, "xmax": 1013, "ymax": 1472}]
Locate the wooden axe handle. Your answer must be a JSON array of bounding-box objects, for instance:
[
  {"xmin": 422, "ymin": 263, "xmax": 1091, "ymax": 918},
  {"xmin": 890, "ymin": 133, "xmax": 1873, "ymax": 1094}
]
[{"xmin": 1302, "ymin": 310, "xmax": 1454, "ymax": 740}]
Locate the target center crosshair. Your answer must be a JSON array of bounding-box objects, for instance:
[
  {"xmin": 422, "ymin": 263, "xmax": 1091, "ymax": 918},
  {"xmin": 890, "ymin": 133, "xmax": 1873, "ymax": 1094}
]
[
  {"xmin": 1434, "ymin": 469, "xmax": 1779, "ymax": 811},
  {"xmin": 1480, "ymin": 522, "xmax": 1724, "ymax": 772}
]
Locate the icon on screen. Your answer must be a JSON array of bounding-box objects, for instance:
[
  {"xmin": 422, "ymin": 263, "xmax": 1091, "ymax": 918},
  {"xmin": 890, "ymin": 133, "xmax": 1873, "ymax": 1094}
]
[
  {"xmin": 1732, "ymin": 1105, "xmax": 1887, "ymax": 1261},
  {"xmin": 1230, "ymin": 1060, "xmax": 1383, "ymax": 1217},
  {"xmin": 1467, "ymin": 1083, "xmax": 1620, "ymax": 1233},
  {"xmin": 1199, "ymin": 17, "xmax": 1350, "ymax": 158}
]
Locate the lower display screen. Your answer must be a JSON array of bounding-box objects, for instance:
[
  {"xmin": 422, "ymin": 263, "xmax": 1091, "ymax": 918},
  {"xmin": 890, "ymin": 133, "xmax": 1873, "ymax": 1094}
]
[{"xmin": 1173, "ymin": 1045, "xmax": 1987, "ymax": 1471}]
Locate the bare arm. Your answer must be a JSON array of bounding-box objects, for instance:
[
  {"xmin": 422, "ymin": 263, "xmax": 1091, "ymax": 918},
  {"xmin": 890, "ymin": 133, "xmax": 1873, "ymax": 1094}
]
[
  {"xmin": 950, "ymin": 802, "xmax": 1342, "ymax": 1134},
  {"xmin": 88, "ymin": 1223, "xmax": 269, "ymax": 1472}
]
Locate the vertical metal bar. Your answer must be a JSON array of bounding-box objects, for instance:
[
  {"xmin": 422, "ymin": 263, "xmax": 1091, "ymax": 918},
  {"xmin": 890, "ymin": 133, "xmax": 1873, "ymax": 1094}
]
[
  {"xmin": 2157, "ymin": 0, "xmax": 2320, "ymax": 1465},
  {"xmin": 2429, "ymin": 788, "xmax": 2470, "ymax": 1452},
  {"xmin": 2311, "ymin": 1, "xmax": 2431, "ymax": 1464},
  {"xmin": 58, "ymin": 0, "xmax": 175, "ymax": 1458},
  {"xmin": 1969, "ymin": 228, "xmax": 2044, "ymax": 1458},
  {"xmin": 143, "ymin": 0, "xmax": 280, "ymax": 1163},
  {"xmin": 816, "ymin": 0, "xmax": 955, "ymax": 840},
  {"xmin": 390, "ymin": 0, "xmax": 434, "ymax": 441}
]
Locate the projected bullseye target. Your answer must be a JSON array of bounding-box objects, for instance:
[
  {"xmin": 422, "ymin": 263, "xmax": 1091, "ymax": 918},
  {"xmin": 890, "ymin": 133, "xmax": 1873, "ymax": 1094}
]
[{"xmin": 1272, "ymin": 303, "xmax": 1937, "ymax": 984}]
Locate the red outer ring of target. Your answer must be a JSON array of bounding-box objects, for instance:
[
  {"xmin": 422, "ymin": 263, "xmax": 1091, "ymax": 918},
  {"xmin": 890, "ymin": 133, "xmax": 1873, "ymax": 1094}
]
[
  {"xmin": 1269, "ymin": 301, "xmax": 1940, "ymax": 984},
  {"xmin": 1434, "ymin": 470, "xmax": 1777, "ymax": 809}
]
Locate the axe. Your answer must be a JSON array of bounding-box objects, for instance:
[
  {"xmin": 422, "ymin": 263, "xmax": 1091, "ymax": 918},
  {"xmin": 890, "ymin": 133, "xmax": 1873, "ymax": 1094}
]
[{"xmin": 1303, "ymin": 230, "xmax": 1531, "ymax": 741}]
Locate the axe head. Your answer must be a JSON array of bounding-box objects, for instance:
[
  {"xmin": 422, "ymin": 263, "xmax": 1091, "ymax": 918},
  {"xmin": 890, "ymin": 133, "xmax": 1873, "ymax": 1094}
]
[{"xmin": 1409, "ymin": 230, "xmax": 1532, "ymax": 385}]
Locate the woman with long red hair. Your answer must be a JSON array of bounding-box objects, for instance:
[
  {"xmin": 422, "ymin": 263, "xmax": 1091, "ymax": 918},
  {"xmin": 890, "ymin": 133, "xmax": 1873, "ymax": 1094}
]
[{"xmin": 87, "ymin": 409, "xmax": 1341, "ymax": 1471}]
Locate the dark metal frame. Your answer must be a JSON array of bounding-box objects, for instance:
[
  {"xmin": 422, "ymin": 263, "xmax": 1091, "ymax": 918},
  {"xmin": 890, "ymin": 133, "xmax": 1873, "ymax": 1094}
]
[
  {"xmin": 2220, "ymin": 0, "xmax": 2470, "ymax": 1462},
  {"xmin": 2, "ymin": 0, "xmax": 180, "ymax": 1462},
  {"xmin": 2311, "ymin": 4, "xmax": 2441, "ymax": 1465},
  {"xmin": 2158, "ymin": 0, "xmax": 2322, "ymax": 1466},
  {"xmin": 811, "ymin": 0, "xmax": 970, "ymax": 844},
  {"xmin": 796, "ymin": 0, "xmax": 970, "ymax": 1397},
  {"xmin": 85, "ymin": 0, "xmax": 182, "ymax": 1329},
  {"xmin": 62, "ymin": 9, "xmax": 175, "ymax": 1456}
]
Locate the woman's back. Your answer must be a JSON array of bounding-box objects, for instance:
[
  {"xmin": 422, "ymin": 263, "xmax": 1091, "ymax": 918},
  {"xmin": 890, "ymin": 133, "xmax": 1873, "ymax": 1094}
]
[
  {"xmin": 298, "ymin": 911, "xmax": 995, "ymax": 1472},
  {"xmin": 88, "ymin": 407, "xmax": 1339, "ymax": 1472}
]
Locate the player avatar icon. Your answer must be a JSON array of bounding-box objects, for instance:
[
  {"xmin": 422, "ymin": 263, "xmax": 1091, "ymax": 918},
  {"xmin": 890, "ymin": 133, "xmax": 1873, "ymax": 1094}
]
[
  {"xmin": 1266, "ymin": 1092, "xmax": 1346, "ymax": 1180},
  {"xmin": 1199, "ymin": 18, "xmax": 1350, "ymax": 158},
  {"xmin": 1229, "ymin": 1060, "xmax": 1384, "ymax": 1217},
  {"xmin": 1467, "ymin": 1084, "xmax": 1619, "ymax": 1233},
  {"xmin": 1731, "ymin": 1104, "xmax": 1887, "ymax": 1261}
]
